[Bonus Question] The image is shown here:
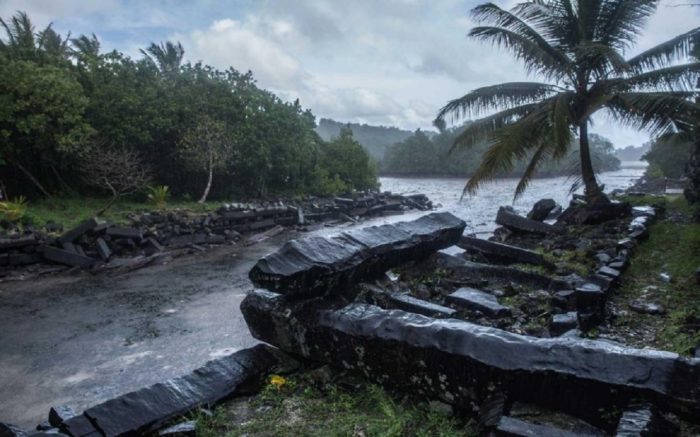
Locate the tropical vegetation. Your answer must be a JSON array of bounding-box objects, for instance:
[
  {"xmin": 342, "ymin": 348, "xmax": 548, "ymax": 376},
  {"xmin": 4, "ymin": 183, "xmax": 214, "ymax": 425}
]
[
  {"xmin": 436, "ymin": 0, "xmax": 700, "ymax": 204},
  {"xmin": 0, "ymin": 11, "xmax": 378, "ymax": 208}
]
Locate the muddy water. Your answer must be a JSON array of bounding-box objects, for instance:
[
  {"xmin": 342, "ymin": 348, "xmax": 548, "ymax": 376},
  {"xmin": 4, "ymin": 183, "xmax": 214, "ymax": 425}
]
[{"xmin": 0, "ymin": 164, "xmax": 644, "ymax": 429}]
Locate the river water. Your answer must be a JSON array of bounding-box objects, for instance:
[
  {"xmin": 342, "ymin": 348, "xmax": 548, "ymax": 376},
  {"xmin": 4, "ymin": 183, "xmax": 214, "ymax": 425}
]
[{"xmin": 375, "ymin": 162, "xmax": 646, "ymax": 235}]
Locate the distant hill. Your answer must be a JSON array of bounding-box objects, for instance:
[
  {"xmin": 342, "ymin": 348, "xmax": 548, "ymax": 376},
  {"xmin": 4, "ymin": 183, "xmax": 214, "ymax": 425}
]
[
  {"xmin": 316, "ymin": 118, "xmax": 414, "ymax": 161},
  {"xmin": 615, "ymin": 143, "xmax": 650, "ymax": 162}
]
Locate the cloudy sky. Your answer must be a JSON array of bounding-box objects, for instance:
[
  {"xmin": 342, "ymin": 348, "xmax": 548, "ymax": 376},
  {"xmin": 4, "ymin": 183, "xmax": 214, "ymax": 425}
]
[{"xmin": 1, "ymin": 0, "xmax": 698, "ymax": 148}]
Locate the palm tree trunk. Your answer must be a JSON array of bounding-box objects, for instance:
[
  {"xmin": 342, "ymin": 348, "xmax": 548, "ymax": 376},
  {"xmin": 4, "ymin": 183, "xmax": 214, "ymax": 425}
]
[
  {"xmin": 579, "ymin": 122, "xmax": 609, "ymax": 205},
  {"xmin": 198, "ymin": 150, "xmax": 213, "ymax": 204},
  {"xmin": 8, "ymin": 157, "xmax": 51, "ymax": 198}
]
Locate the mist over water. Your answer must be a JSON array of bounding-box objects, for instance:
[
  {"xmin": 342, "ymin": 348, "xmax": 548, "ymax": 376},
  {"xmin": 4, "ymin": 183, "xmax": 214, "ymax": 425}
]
[{"xmin": 376, "ymin": 162, "xmax": 646, "ymax": 235}]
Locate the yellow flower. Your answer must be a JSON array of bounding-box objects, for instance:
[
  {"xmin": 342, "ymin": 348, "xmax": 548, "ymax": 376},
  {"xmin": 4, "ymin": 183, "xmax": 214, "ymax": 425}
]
[{"xmin": 269, "ymin": 374, "xmax": 287, "ymax": 389}]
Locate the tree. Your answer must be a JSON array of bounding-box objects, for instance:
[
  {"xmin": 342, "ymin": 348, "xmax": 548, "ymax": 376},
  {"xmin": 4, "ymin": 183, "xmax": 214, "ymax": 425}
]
[
  {"xmin": 81, "ymin": 145, "xmax": 151, "ymax": 215},
  {"xmin": 0, "ymin": 57, "xmax": 92, "ymax": 196},
  {"xmin": 140, "ymin": 41, "xmax": 184, "ymax": 76},
  {"xmin": 436, "ymin": 1, "xmax": 700, "ymax": 204},
  {"xmin": 320, "ymin": 127, "xmax": 378, "ymax": 192},
  {"xmin": 178, "ymin": 115, "xmax": 231, "ymax": 203}
]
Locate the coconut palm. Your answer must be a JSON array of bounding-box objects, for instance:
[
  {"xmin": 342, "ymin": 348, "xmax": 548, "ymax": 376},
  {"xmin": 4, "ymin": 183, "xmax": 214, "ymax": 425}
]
[
  {"xmin": 70, "ymin": 33, "xmax": 100, "ymax": 60},
  {"xmin": 436, "ymin": 1, "xmax": 700, "ymax": 204},
  {"xmin": 140, "ymin": 41, "xmax": 184, "ymax": 75},
  {"xmin": 0, "ymin": 11, "xmax": 37, "ymax": 58}
]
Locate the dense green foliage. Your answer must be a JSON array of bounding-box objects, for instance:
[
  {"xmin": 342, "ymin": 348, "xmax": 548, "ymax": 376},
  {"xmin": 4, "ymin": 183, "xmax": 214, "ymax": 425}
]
[
  {"xmin": 383, "ymin": 127, "xmax": 620, "ymax": 177},
  {"xmin": 643, "ymin": 136, "xmax": 694, "ymax": 179},
  {"xmin": 316, "ymin": 118, "xmax": 413, "ymax": 161},
  {"xmin": 0, "ymin": 12, "xmax": 378, "ymax": 201},
  {"xmin": 436, "ymin": 1, "xmax": 700, "ymax": 203}
]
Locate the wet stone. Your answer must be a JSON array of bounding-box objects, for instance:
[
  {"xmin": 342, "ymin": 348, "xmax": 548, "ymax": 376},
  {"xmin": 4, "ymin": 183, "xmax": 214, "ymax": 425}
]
[
  {"xmin": 458, "ymin": 236, "xmax": 551, "ymax": 267},
  {"xmin": 495, "ymin": 416, "xmax": 589, "ymax": 437},
  {"xmin": 615, "ymin": 403, "xmax": 678, "ymax": 436},
  {"xmin": 496, "ymin": 207, "xmax": 562, "ymax": 235},
  {"xmin": 106, "ymin": 227, "xmax": 143, "ymax": 241},
  {"xmin": 158, "ymin": 421, "xmax": 196, "ymax": 436},
  {"xmin": 58, "ymin": 218, "xmax": 99, "ymax": 244},
  {"xmin": 241, "ymin": 292, "xmax": 700, "ymax": 425},
  {"xmin": 551, "ymin": 312, "xmax": 578, "ymax": 336},
  {"xmin": 249, "ymin": 212, "xmax": 465, "ymax": 297},
  {"xmin": 48, "ymin": 405, "xmax": 77, "ymax": 428},
  {"xmin": 550, "ymin": 290, "xmax": 576, "ymax": 311},
  {"xmin": 526, "ymin": 198, "xmax": 557, "ymax": 222},
  {"xmin": 42, "ymin": 247, "xmax": 96, "ymax": 268},
  {"xmin": 386, "ymin": 293, "xmax": 457, "ymax": 319},
  {"xmin": 575, "ymin": 283, "xmax": 604, "ymax": 312},
  {"xmin": 0, "ymin": 423, "xmax": 28, "ymax": 437},
  {"xmin": 95, "ymin": 238, "xmax": 111, "ymax": 262},
  {"xmin": 597, "ymin": 266, "xmax": 621, "ymax": 280},
  {"xmin": 446, "ymin": 287, "xmax": 511, "ymax": 318},
  {"xmin": 588, "ymin": 274, "xmax": 613, "ymax": 292},
  {"xmin": 593, "ymin": 252, "xmax": 611, "ymax": 264},
  {"xmin": 629, "ymin": 300, "xmax": 666, "ymax": 316}
]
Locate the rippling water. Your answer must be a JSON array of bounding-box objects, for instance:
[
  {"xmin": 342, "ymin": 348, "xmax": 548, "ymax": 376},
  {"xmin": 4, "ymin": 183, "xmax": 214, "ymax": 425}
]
[{"xmin": 373, "ymin": 162, "xmax": 646, "ymax": 235}]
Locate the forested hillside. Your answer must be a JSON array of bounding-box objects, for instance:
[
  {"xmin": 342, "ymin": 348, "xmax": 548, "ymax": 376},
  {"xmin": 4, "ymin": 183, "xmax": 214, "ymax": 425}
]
[
  {"xmin": 382, "ymin": 127, "xmax": 621, "ymax": 178},
  {"xmin": 0, "ymin": 12, "xmax": 378, "ymax": 203},
  {"xmin": 315, "ymin": 118, "xmax": 413, "ymax": 161}
]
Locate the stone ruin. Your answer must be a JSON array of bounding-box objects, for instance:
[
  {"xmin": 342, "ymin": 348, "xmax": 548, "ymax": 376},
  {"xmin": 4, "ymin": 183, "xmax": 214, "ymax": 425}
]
[
  {"xmin": 242, "ymin": 210, "xmax": 700, "ymax": 435},
  {"xmin": 3, "ymin": 204, "xmax": 698, "ymax": 436}
]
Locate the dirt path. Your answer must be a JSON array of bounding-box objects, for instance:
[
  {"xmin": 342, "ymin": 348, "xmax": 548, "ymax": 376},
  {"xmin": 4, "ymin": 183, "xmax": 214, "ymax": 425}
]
[{"xmin": 0, "ymin": 233, "xmax": 299, "ymax": 429}]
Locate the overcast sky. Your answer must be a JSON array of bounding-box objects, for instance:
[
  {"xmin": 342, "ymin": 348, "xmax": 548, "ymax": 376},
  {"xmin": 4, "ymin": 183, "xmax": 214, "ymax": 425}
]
[{"xmin": 2, "ymin": 0, "xmax": 698, "ymax": 148}]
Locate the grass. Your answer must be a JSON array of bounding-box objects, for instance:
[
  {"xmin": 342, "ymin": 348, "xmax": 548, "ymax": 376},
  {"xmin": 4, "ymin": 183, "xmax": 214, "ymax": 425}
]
[
  {"xmin": 17, "ymin": 196, "xmax": 222, "ymax": 230},
  {"xmin": 610, "ymin": 196, "xmax": 700, "ymax": 354},
  {"xmin": 196, "ymin": 374, "xmax": 476, "ymax": 437}
]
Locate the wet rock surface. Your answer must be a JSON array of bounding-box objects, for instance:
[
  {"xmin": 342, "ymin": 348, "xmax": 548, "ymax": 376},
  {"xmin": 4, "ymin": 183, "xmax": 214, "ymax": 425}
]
[
  {"xmin": 241, "ymin": 292, "xmax": 700, "ymax": 429},
  {"xmin": 248, "ymin": 212, "xmax": 466, "ymax": 297}
]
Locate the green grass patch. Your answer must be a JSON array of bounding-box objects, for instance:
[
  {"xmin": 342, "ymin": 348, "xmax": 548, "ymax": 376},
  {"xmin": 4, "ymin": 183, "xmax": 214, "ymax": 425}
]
[
  {"xmin": 611, "ymin": 197, "xmax": 700, "ymax": 354},
  {"xmin": 196, "ymin": 374, "xmax": 476, "ymax": 437},
  {"xmin": 19, "ymin": 196, "xmax": 221, "ymax": 230}
]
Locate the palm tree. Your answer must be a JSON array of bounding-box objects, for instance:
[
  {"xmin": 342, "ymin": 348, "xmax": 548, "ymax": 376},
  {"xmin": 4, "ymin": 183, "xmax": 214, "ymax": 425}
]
[
  {"xmin": 140, "ymin": 41, "xmax": 184, "ymax": 75},
  {"xmin": 436, "ymin": 1, "xmax": 700, "ymax": 205},
  {"xmin": 0, "ymin": 11, "xmax": 38, "ymax": 58},
  {"xmin": 70, "ymin": 33, "xmax": 100, "ymax": 60}
]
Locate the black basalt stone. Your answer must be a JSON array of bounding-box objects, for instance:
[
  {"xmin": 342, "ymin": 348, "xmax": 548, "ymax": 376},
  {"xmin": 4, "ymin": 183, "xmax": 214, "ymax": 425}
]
[
  {"xmin": 496, "ymin": 207, "xmax": 562, "ymax": 235},
  {"xmin": 457, "ymin": 236, "xmax": 552, "ymax": 268},
  {"xmin": 551, "ymin": 312, "xmax": 578, "ymax": 336},
  {"xmin": 241, "ymin": 291, "xmax": 700, "ymax": 427},
  {"xmin": 446, "ymin": 288, "xmax": 511, "ymax": 318},
  {"xmin": 248, "ymin": 212, "xmax": 465, "ymax": 297},
  {"xmin": 526, "ymin": 198, "xmax": 558, "ymax": 222},
  {"xmin": 0, "ymin": 423, "xmax": 28, "ymax": 437},
  {"xmin": 386, "ymin": 293, "xmax": 457, "ymax": 318},
  {"xmin": 43, "ymin": 247, "xmax": 96, "ymax": 268},
  {"xmin": 58, "ymin": 219, "xmax": 99, "ymax": 245},
  {"xmin": 494, "ymin": 416, "xmax": 585, "ymax": 437},
  {"xmin": 82, "ymin": 345, "xmax": 281, "ymax": 437},
  {"xmin": 615, "ymin": 403, "xmax": 678, "ymax": 436},
  {"xmin": 48, "ymin": 405, "xmax": 77, "ymax": 428}
]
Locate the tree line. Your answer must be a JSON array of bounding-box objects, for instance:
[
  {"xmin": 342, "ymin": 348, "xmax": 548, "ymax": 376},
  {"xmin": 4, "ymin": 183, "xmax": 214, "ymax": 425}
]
[
  {"xmin": 382, "ymin": 125, "xmax": 620, "ymax": 178},
  {"xmin": 0, "ymin": 12, "xmax": 378, "ymax": 207}
]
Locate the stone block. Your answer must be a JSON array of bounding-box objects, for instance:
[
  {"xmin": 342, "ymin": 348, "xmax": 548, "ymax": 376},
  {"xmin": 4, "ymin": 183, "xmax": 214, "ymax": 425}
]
[
  {"xmin": 446, "ymin": 288, "xmax": 511, "ymax": 318},
  {"xmin": 58, "ymin": 219, "xmax": 99, "ymax": 244},
  {"xmin": 43, "ymin": 247, "xmax": 96, "ymax": 268},
  {"xmin": 496, "ymin": 207, "xmax": 562, "ymax": 235},
  {"xmin": 386, "ymin": 293, "xmax": 457, "ymax": 318}
]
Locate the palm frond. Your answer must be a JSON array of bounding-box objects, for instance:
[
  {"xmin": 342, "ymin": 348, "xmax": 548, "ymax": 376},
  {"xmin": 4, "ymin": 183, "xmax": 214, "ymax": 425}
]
[
  {"xmin": 471, "ymin": 3, "xmax": 571, "ymax": 72},
  {"xmin": 596, "ymin": 0, "xmax": 658, "ymax": 50},
  {"xmin": 621, "ymin": 62, "xmax": 700, "ymax": 92},
  {"xmin": 514, "ymin": 142, "xmax": 549, "ymax": 199},
  {"xmin": 436, "ymin": 82, "xmax": 562, "ymax": 122},
  {"xmin": 469, "ymin": 26, "xmax": 570, "ymax": 81},
  {"xmin": 575, "ymin": 41, "xmax": 630, "ymax": 78},
  {"xmin": 627, "ymin": 27, "xmax": 700, "ymax": 72},
  {"xmin": 447, "ymin": 103, "xmax": 540, "ymax": 153},
  {"xmin": 606, "ymin": 92, "xmax": 699, "ymax": 137},
  {"xmin": 463, "ymin": 102, "xmax": 552, "ymax": 197}
]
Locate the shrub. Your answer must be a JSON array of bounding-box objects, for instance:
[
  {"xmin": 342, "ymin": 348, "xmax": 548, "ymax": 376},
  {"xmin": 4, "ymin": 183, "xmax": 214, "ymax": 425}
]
[
  {"xmin": 147, "ymin": 185, "xmax": 170, "ymax": 209},
  {"xmin": 0, "ymin": 196, "xmax": 28, "ymax": 222}
]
